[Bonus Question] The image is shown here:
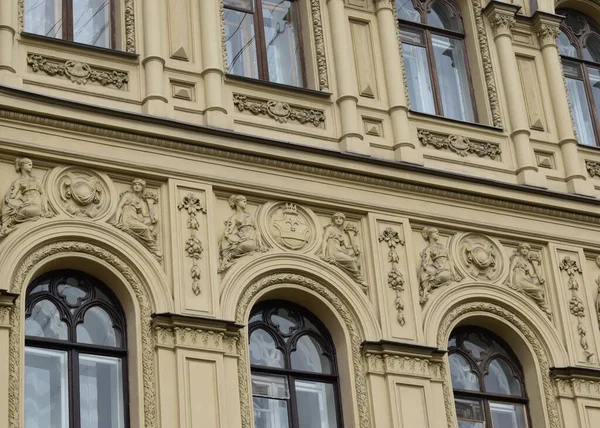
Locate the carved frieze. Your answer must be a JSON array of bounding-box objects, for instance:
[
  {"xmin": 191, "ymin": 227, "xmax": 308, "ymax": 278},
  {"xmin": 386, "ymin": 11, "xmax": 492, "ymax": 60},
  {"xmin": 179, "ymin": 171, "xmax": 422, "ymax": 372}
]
[
  {"xmin": 178, "ymin": 193, "xmax": 207, "ymax": 295},
  {"xmin": 455, "ymin": 233, "xmax": 502, "ymax": 281},
  {"xmin": 417, "ymin": 129, "xmax": 502, "ymax": 160},
  {"xmin": 258, "ymin": 202, "xmax": 320, "ymax": 253},
  {"xmin": 378, "ymin": 227, "xmax": 406, "ymax": 325},
  {"xmin": 233, "ymin": 94, "xmax": 325, "ymax": 127},
  {"xmin": 0, "ymin": 157, "xmax": 54, "ymax": 239},
  {"xmin": 27, "ymin": 54, "xmax": 129, "ymax": 89}
]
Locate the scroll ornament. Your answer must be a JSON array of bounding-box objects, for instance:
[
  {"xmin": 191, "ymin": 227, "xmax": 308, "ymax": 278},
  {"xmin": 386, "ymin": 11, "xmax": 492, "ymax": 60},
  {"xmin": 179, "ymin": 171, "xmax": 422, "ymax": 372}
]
[
  {"xmin": 178, "ymin": 193, "xmax": 207, "ymax": 295},
  {"xmin": 378, "ymin": 227, "xmax": 406, "ymax": 325}
]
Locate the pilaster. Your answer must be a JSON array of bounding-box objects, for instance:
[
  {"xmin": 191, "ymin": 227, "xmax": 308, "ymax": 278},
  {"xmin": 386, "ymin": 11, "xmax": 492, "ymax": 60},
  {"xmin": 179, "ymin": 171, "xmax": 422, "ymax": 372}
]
[
  {"xmin": 0, "ymin": 291, "xmax": 17, "ymax": 428},
  {"xmin": 0, "ymin": 1, "xmax": 22, "ymax": 87}
]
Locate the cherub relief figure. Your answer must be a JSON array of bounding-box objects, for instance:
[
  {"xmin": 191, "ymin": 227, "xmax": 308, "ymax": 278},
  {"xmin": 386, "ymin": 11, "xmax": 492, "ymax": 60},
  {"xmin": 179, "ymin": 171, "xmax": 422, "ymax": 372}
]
[
  {"xmin": 218, "ymin": 195, "xmax": 266, "ymax": 273},
  {"xmin": 505, "ymin": 243, "xmax": 551, "ymax": 318},
  {"xmin": 319, "ymin": 212, "xmax": 367, "ymax": 290},
  {"xmin": 0, "ymin": 157, "xmax": 52, "ymax": 237},
  {"xmin": 110, "ymin": 178, "xmax": 162, "ymax": 261},
  {"xmin": 419, "ymin": 227, "xmax": 463, "ymax": 305}
]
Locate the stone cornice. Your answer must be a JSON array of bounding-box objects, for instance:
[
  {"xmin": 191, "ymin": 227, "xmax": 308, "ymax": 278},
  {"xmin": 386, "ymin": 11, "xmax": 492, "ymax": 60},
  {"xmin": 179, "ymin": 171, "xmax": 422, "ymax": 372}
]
[{"xmin": 362, "ymin": 339, "xmax": 446, "ymax": 360}]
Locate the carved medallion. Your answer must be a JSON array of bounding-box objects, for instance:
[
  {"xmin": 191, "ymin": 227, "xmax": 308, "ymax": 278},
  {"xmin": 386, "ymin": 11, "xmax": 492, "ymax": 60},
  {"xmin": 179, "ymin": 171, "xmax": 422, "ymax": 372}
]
[
  {"xmin": 453, "ymin": 233, "xmax": 504, "ymax": 282},
  {"xmin": 257, "ymin": 202, "xmax": 320, "ymax": 254},
  {"xmin": 45, "ymin": 167, "xmax": 114, "ymax": 220}
]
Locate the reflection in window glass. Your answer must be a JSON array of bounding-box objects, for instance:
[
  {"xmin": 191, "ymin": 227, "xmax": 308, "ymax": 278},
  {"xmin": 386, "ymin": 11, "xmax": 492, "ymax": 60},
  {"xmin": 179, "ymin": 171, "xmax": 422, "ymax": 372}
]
[
  {"xmin": 484, "ymin": 359, "xmax": 521, "ymax": 396},
  {"xmin": 396, "ymin": 0, "xmax": 420, "ymax": 22},
  {"xmin": 295, "ymin": 380, "xmax": 337, "ymax": 428},
  {"xmin": 290, "ymin": 335, "xmax": 331, "ymax": 374},
  {"xmin": 401, "ymin": 35, "xmax": 436, "ymax": 114},
  {"xmin": 449, "ymin": 353, "xmax": 480, "ymax": 391},
  {"xmin": 25, "ymin": 300, "xmax": 68, "ymax": 340},
  {"xmin": 566, "ymin": 75, "xmax": 596, "ymax": 145},
  {"xmin": 77, "ymin": 306, "xmax": 120, "ymax": 347},
  {"xmin": 72, "ymin": 0, "xmax": 111, "ymax": 48},
  {"xmin": 252, "ymin": 375, "xmax": 290, "ymax": 428},
  {"xmin": 224, "ymin": 8, "xmax": 259, "ymax": 80},
  {"xmin": 24, "ymin": 0, "xmax": 63, "ymax": 39},
  {"xmin": 250, "ymin": 329, "xmax": 285, "ymax": 368},
  {"xmin": 489, "ymin": 402, "xmax": 528, "ymax": 428},
  {"xmin": 558, "ymin": 32, "xmax": 577, "ymax": 57},
  {"xmin": 455, "ymin": 398, "xmax": 484, "ymax": 428}
]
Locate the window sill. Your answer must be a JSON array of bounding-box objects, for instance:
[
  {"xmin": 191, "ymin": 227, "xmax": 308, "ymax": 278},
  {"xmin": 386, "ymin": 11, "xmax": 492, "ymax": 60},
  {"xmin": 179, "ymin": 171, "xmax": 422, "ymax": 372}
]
[
  {"xmin": 19, "ymin": 32, "xmax": 139, "ymax": 62},
  {"xmin": 408, "ymin": 109, "xmax": 504, "ymax": 133},
  {"xmin": 225, "ymin": 74, "xmax": 332, "ymax": 100}
]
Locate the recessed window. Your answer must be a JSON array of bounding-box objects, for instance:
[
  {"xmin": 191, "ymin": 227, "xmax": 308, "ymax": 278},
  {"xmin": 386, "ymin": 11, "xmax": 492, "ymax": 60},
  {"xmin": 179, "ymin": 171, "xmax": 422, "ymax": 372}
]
[
  {"xmin": 396, "ymin": 0, "xmax": 476, "ymax": 122},
  {"xmin": 24, "ymin": 270, "xmax": 128, "ymax": 428},
  {"xmin": 24, "ymin": 0, "xmax": 114, "ymax": 49},
  {"xmin": 249, "ymin": 301, "xmax": 342, "ymax": 428},
  {"xmin": 449, "ymin": 327, "xmax": 531, "ymax": 428},
  {"xmin": 558, "ymin": 9, "xmax": 600, "ymax": 146},
  {"xmin": 223, "ymin": 0, "xmax": 306, "ymax": 87}
]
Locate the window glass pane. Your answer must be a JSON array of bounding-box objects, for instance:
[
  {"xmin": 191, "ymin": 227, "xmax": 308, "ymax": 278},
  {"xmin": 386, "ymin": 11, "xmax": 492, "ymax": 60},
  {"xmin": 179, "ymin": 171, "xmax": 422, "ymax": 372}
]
[
  {"xmin": 484, "ymin": 358, "xmax": 521, "ymax": 396},
  {"xmin": 25, "ymin": 347, "xmax": 69, "ymax": 428},
  {"xmin": 25, "ymin": 300, "xmax": 68, "ymax": 340},
  {"xmin": 77, "ymin": 306, "xmax": 120, "ymax": 347},
  {"xmin": 489, "ymin": 402, "xmax": 528, "ymax": 428},
  {"xmin": 588, "ymin": 67, "xmax": 600, "ymax": 128},
  {"xmin": 57, "ymin": 278, "xmax": 88, "ymax": 306},
  {"xmin": 252, "ymin": 374, "xmax": 290, "ymax": 399},
  {"xmin": 432, "ymin": 34, "xmax": 474, "ymax": 122},
  {"xmin": 253, "ymin": 397, "xmax": 290, "ymax": 428},
  {"xmin": 79, "ymin": 354, "xmax": 125, "ymax": 428},
  {"xmin": 290, "ymin": 335, "xmax": 332, "ymax": 374},
  {"xmin": 224, "ymin": 8, "xmax": 259, "ymax": 79},
  {"xmin": 250, "ymin": 329, "xmax": 285, "ymax": 368},
  {"xmin": 24, "ymin": 0, "xmax": 63, "ymax": 39},
  {"xmin": 295, "ymin": 380, "xmax": 337, "ymax": 428},
  {"xmin": 73, "ymin": 0, "xmax": 111, "ymax": 48},
  {"xmin": 463, "ymin": 333, "xmax": 489, "ymax": 361},
  {"xmin": 400, "ymin": 28, "xmax": 424, "ymax": 45},
  {"xmin": 583, "ymin": 35, "xmax": 600, "ymax": 63},
  {"xmin": 449, "ymin": 353, "xmax": 480, "ymax": 391},
  {"xmin": 455, "ymin": 398, "xmax": 484, "ymax": 428},
  {"xmin": 30, "ymin": 280, "xmax": 50, "ymax": 294},
  {"xmin": 558, "ymin": 31, "xmax": 577, "ymax": 58},
  {"xmin": 564, "ymin": 12, "xmax": 586, "ymax": 35},
  {"xmin": 428, "ymin": 1, "xmax": 460, "ymax": 31},
  {"xmin": 396, "ymin": 0, "xmax": 421, "ymax": 23},
  {"xmin": 402, "ymin": 42, "xmax": 436, "ymax": 114},
  {"xmin": 224, "ymin": 0, "xmax": 254, "ymax": 11},
  {"xmin": 270, "ymin": 307, "xmax": 298, "ymax": 335},
  {"xmin": 565, "ymin": 75, "xmax": 597, "ymax": 145},
  {"xmin": 262, "ymin": 0, "xmax": 304, "ymax": 86}
]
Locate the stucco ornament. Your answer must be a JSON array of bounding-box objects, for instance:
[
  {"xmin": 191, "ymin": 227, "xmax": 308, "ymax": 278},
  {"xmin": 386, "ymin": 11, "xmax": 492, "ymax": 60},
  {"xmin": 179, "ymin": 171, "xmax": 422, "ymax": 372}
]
[
  {"xmin": 0, "ymin": 157, "xmax": 53, "ymax": 238},
  {"xmin": 457, "ymin": 234, "xmax": 501, "ymax": 281},
  {"xmin": 218, "ymin": 195, "xmax": 267, "ymax": 273},
  {"xmin": 505, "ymin": 243, "xmax": 551, "ymax": 318},
  {"xmin": 266, "ymin": 202, "xmax": 314, "ymax": 251},
  {"xmin": 109, "ymin": 179, "xmax": 162, "ymax": 262},
  {"xmin": 378, "ymin": 227, "xmax": 406, "ymax": 325},
  {"xmin": 319, "ymin": 212, "xmax": 367, "ymax": 291},
  {"xmin": 178, "ymin": 193, "xmax": 207, "ymax": 295},
  {"xmin": 419, "ymin": 227, "xmax": 463, "ymax": 306},
  {"xmin": 560, "ymin": 256, "xmax": 594, "ymax": 362}
]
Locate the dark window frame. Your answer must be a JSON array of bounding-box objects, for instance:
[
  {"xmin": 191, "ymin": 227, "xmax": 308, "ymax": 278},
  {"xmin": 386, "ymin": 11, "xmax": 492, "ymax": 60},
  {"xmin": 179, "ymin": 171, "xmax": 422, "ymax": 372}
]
[
  {"xmin": 24, "ymin": 269, "xmax": 129, "ymax": 428},
  {"xmin": 558, "ymin": 9, "xmax": 600, "ymax": 147},
  {"xmin": 248, "ymin": 300, "xmax": 343, "ymax": 428},
  {"xmin": 396, "ymin": 0, "xmax": 478, "ymax": 121},
  {"xmin": 449, "ymin": 327, "xmax": 532, "ymax": 428},
  {"xmin": 223, "ymin": 0, "xmax": 307, "ymax": 87}
]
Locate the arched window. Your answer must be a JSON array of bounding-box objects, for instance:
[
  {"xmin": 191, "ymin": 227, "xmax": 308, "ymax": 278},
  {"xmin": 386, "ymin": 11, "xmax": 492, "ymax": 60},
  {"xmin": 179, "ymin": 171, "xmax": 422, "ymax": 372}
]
[
  {"xmin": 24, "ymin": 0, "xmax": 114, "ymax": 48},
  {"xmin": 223, "ymin": 0, "xmax": 306, "ymax": 87},
  {"xmin": 449, "ymin": 328, "xmax": 530, "ymax": 428},
  {"xmin": 558, "ymin": 9, "xmax": 600, "ymax": 146},
  {"xmin": 248, "ymin": 301, "xmax": 341, "ymax": 428},
  {"xmin": 24, "ymin": 270, "xmax": 128, "ymax": 428},
  {"xmin": 396, "ymin": 0, "xmax": 476, "ymax": 122}
]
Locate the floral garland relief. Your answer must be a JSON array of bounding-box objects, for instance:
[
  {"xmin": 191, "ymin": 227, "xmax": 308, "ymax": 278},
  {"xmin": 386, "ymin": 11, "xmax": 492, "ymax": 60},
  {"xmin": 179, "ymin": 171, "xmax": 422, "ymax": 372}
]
[
  {"xmin": 178, "ymin": 193, "xmax": 207, "ymax": 295},
  {"xmin": 378, "ymin": 226, "xmax": 406, "ymax": 325}
]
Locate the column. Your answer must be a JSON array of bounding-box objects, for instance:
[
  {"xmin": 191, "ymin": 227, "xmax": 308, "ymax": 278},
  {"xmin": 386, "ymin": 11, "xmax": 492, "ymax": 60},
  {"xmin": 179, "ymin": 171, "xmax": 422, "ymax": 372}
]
[
  {"xmin": 326, "ymin": 0, "xmax": 368, "ymax": 155},
  {"xmin": 200, "ymin": 0, "xmax": 232, "ymax": 129},
  {"xmin": 534, "ymin": 13, "xmax": 594, "ymax": 196},
  {"xmin": 0, "ymin": 0, "xmax": 22, "ymax": 87},
  {"xmin": 374, "ymin": 0, "xmax": 422, "ymax": 164},
  {"xmin": 142, "ymin": 0, "xmax": 170, "ymax": 116},
  {"xmin": 484, "ymin": 2, "xmax": 546, "ymax": 188}
]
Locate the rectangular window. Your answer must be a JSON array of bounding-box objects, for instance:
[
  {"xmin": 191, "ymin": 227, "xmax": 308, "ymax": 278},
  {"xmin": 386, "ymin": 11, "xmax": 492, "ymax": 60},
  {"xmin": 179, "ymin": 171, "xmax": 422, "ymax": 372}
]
[
  {"xmin": 294, "ymin": 380, "xmax": 337, "ymax": 428},
  {"xmin": 400, "ymin": 29, "xmax": 436, "ymax": 115},
  {"xmin": 563, "ymin": 60, "xmax": 596, "ymax": 146}
]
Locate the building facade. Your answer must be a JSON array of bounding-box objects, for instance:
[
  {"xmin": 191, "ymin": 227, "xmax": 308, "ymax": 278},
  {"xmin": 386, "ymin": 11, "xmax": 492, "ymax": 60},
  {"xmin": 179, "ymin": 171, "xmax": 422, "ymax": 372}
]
[{"xmin": 1, "ymin": 0, "xmax": 600, "ymax": 427}]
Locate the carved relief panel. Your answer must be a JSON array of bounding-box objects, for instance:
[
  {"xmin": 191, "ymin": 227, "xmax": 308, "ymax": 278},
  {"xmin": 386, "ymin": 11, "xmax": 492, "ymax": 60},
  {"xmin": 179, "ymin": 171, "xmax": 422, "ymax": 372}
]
[
  {"xmin": 255, "ymin": 202, "xmax": 320, "ymax": 253},
  {"xmin": 451, "ymin": 233, "xmax": 505, "ymax": 282}
]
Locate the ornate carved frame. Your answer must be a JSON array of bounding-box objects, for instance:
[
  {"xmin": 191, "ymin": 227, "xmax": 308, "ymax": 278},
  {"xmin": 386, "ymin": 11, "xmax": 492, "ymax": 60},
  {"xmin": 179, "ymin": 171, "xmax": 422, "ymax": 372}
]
[
  {"xmin": 6, "ymin": 241, "xmax": 156, "ymax": 428},
  {"xmin": 437, "ymin": 301, "xmax": 560, "ymax": 428},
  {"xmin": 18, "ymin": 0, "xmax": 137, "ymax": 53},
  {"xmin": 234, "ymin": 272, "xmax": 370, "ymax": 428}
]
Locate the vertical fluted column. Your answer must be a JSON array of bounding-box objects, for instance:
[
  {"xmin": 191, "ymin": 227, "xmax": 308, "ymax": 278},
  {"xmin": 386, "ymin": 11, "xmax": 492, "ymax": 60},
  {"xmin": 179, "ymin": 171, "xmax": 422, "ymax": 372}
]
[
  {"xmin": 0, "ymin": 0, "xmax": 21, "ymax": 87},
  {"xmin": 484, "ymin": 2, "xmax": 546, "ymax": 188},
  {"xmin": 200, "ymin": 0, "xmax": 232, "ymax": 129},
  {"xmin": 534, "ymin": 13, "xmax": 593, "ymax": 195},
  {"xmin": 374, "ymin": 0, "xmax": 422, "ymax": 164},
  {"xmin": 326, "ymin": 0, "xmax": 368, "ymax": 155},
  {"xmin": 142, "ymin": 0, "xmax": 169, "ymax": 116}
]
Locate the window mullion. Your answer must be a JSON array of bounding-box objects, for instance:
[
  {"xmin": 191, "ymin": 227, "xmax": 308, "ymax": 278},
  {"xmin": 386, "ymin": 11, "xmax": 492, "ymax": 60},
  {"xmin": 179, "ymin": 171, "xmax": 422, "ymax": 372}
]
[
  {"xmin": 254, "ymin": 0, "xmax": 269, "ymax": 81},
  {"xmin": 70, "ymin": 349, "xmax": 80, "ymax": 428},
  {"xmin": 425, "ymin": 29, "xmax": 444, "ymax": 115},
  {"xmin": 288, "ymin": 375, "xmax": 300, "ymax": 428},
  {"xmin": 64, "ymin": 0, "xmax": 74, "ymax": 41}
]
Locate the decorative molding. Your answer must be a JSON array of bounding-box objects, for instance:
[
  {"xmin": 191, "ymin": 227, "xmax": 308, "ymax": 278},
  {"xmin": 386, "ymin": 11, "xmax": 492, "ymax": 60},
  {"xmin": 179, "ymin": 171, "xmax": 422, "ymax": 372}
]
[
  {"xmin": 438, "ymin": 302, "xmax": 560, "ymax": 428},
  {"xmin": 364, "ymin": 353, "xmax": 443, "ymax": 379},
  {"xmin": 0, "ymin": 306, "xmax": 10, "ymax": 326},
  {"xmin": 489, "ymin": 13, "xmax": 516, "ymax": 32},
  {"xmin": 559, "ymin": 256, "xmax": 594, "ymax": 362},
  {"xmin": 4, "ymin": 108, "xmax": 600, "ymax": 226},
  {"xmin": 233, "ymin": 94, "xmax": 325, "ymax": 127},
  {"xmin": 261, "ymin": 202, "xmax": 317, "ymax": 252},
  {"xmin": 8, "ymin": 242, "xmax": 157, "ymax": 428},
  {"xmin": 554, "ymin": 377, "xmax": 600, "ymax": 398},
  {"xmin": 417, "ymin": 129, "xmax": 502, "ymax": 160},
  {"xmin": 220, "ymin": 0, "xmax": 228, "ymax": 71},
  {"xmin": 536, "ymin": 24, "xmax": 561, "ymax": 44},
  {"xmin": 311, "ymin": 0, "xmax": 330, "ymax": 91},
  {"xmin": 27, "ymin": 54, "xmax": 129, "ymax": 89},
  {"xmin": 391, "ymin": 2, "xmax": 410, "ymax": 109},
  {"xmin": 235, "ymin": 273, "xmax": 370, "ymax": 428},
  {"xmin": 378, "ymin": 227, "xmax": 406, "ymax": 325},
  {"xmin": 178, "ymin": 193, "xmax": 207, "ymax": 295},
  {"xmin": 586, "ymin": 160, "xmax": 600, "ymax": 178},
  {"xmin": 154, "ymin": 326, "xmax": 239, "ymax": 353},
  {"xmin": 456, "ymin": 233, "xmax": 501, "ymax": 281}
]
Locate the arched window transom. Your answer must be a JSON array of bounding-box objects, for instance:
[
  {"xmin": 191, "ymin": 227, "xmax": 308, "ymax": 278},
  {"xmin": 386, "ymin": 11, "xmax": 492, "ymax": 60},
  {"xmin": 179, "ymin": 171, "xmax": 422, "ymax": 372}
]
[
  {"xmin": 449, "ymin": 327, "xmax": 530, "ymax": 428},
  {"xmin": 249, "ymin": 301, "xmax": 341, "ymax": 428},
  {"xmin": 396, "ymin": 0, "xmax": 476, "ymax": 122},
  {"xmin": 24, "ymin": 270, "xmax": 128, "ymax": 428}
]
